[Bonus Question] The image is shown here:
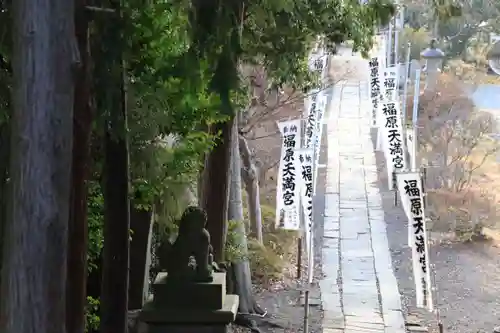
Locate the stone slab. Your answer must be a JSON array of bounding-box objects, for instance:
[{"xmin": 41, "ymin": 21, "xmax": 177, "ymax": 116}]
[
  {"xmin": 406, "ymin": 326, "xmax": 429, "ymax": 333},
  {"xmin": 323, "ymin": 314, "xmax": 346, "ymax": 329},
  {"xmin": 140, "ymin": 295, "xmax": 238, "ymax": 325},
  {"xmin": 324, "ymin": 329, "xmax": 344, "ymax": 333},
  {"xmin": 321, "ymin": 58, "xmax": 406, "ymax": 333},
  {"xmin": 148, "ymin": 324, "xmax": 228, "ymax": 333},
  {"xmin": 153, "ymin": 272, "xmax": 225, "ymax": 310},
  {"xmin": 345, "ymin": 321, "xmax": 386, "ymax": 331}
]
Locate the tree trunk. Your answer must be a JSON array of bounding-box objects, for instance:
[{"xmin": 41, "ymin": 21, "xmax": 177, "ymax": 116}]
[
  {"xmin": 1, "ymin": 0, "xmax": 74, "ymax": 331},
  {"xmin": 99, "ymin": 0, "xmax": 131, "ymax": 332},
  {"xmin": 128, "ymin": 206, "xmax": 154, "ymax": 310},
  {"xmin": 227, "ymin": 120, "xmax": 265, "ymax": 321},
  {"xmin": 66, "ymin": 2, "xmax": 93, "ymax": 332},
  {"xmin": 203, "ymin": 119, "xmax": 233, "ymax": 262},
  {"xmin": 239, "ymin": 134, "xmax": 263, "ymax": 244},
  {"xmin": 0, "ymin": 111, "xmax": 10, "ymax": 310},
  {"xmin": 101, "ymin": 90, "xmax": 130, "ymax": 333}
]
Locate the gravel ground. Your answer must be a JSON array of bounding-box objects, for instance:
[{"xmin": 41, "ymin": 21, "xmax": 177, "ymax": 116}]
[{"xmin": 373, "ymin": 131, "xmax": 500, "ymax": 333}]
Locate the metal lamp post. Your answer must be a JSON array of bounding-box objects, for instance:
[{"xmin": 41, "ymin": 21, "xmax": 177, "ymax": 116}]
[{"xmin": 421, "ymin": 39, "xmax": 445, "ymax": 92}]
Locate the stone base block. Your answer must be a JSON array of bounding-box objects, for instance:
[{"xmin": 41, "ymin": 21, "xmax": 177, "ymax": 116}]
[
  {"xmin": 148, "ymin": 324, "xmax": 228, "ymax": 333},
  {"xmin": 140, "ymin": 294, "xmax": 239, "ymax": 326},
  {"xmin": 153, "ymin": 272, "xmax": 226, "ymax": 309}
]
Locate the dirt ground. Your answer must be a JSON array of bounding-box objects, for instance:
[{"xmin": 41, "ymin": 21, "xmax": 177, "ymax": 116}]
[{"xmin": 373, "ymin": 130, "xmax": 500, "ymax": 333}]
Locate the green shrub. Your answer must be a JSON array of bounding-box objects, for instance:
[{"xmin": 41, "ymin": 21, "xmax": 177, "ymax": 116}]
[
  {"xmin": 225, "ymin": 219, "xmax": 248, "ymax": 263},
  {"xmin": 84, "ymin": 296, "xmax": 100, "ymax": 333},
  {"xmin": 248, "ymin": 204, "xmax": 298, "ymax": 283},
  {"xmin": 248, "ymin": 239, "xmax": 285, "ymax": 282}
]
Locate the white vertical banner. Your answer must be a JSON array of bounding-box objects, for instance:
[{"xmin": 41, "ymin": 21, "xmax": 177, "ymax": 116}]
[
  {"xmin": 297, "ymin": 148, "xmax": 314, "ymax": 283},
  {"xmin": 308, "ymin": 53, "xmax": 318, "ymax": 72},
  {"xmin": 309, "ymin": 49, "xmax": 326, "ymax": 74},
  {"xmin": 383, "ymin": 66, "xmax": 399, "ymax": 102},
  {"xmin": 369, "ymin": 57, "xmax": 382, "ymax": 128},
  {"xmin": 321, "ymin": 53, "xmax": 329, "ymax": 84},
  {"xmin": 387, "ymin": 23, "xmax": 393, "ymax": 65},
  {"xmin": 396, "ymin": 172, "xmax": 433, "ymax": 312},
  {"xmin": 304, "ymin": 91, "xmax": 320, "ymax": 148},
  {"xmin": 375, "ymin": 43, "xmax": 387, "ymax": 151},
  {"xmin": 406, "ymin": 127, "xmax": 417, "ymax": 170},
  {"xmin": 304, "ymin": 89, "xmax": 320, "ymax": 120},
  {"xmin": 381, "ymin": 101, "xmax": 407, "ymax": 189},
  {"xmin": 276, "ymin": 120, "xmax": 302, "ymax": 230},
  {"xmin": 313, "ymin": 92, "xmax": 327, "ymax": 193}
]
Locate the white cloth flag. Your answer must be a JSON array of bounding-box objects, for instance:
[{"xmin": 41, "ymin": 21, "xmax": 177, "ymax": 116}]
[
  {"xmin": 381, "ymin": 100, "xmax": 407, "ymax": 189},
  {"xmin": 406, "ymin": 127, "xmax": 417, "ymax": 170},
  {"xmin": 375, "ymin": 42, "xmax": 387, "ymax": 151},
  {"xmin": 396, "ymin": 172, "xmax": 433, "ymax": 312},
  {"xmin": 369, "ymin": 56, "xmax": 382, "ymax": 128},
  {"xmin": 320, "ymin": 53, "xmax": 329, "ymax": 83},
  {"xmin": 375, "ymin": 100, "xmax": 384, "ymax": 152},
  {"xmin": 297, "ymin": 148, "xmax": 314, "ymax": 283},
  {"xmin": 313, "ymin": 92, "xmax": 327, "ymax": 193},
  {"xmin": 305, "ymin": 89, "xmax": 320, "ymax": 120},
  {"xmin": 309, "ymin": 51, "xmax": 326, "ymax": 73},
  {"xmin": 383, "ymin": 66, "xmax": 399, "ymax": 102},
  {"xmin": 275, "ymin": 120, "xmax": 302, "ymax": 230}
]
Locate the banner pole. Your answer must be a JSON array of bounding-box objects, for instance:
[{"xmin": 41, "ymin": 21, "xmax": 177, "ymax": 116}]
[
  {"xmin": 394, "ymin": 9, "xmax": 400, "ymax": 66},
  {"xmin": 297, "ymin": 236, "xmax": 302, "ymax": 280},
  {"xmin": 402, "ymin": 42, "xmax": 411, "ymax": 125},
  {"xmin": 303, "ymin": 45, "xmax": 327, "ymax": 333},
  {"xmin": 388, "ymin": 21, "xmax": 393, "ymax": 65},
  {"xmin": 411, "ymin": 69, "xmax": 421, "ymax": 170}
]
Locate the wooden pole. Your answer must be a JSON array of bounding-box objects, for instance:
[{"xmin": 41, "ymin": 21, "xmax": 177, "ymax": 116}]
[{"xmin": 297, "ymin": 237, "xmax": 302, "ymax": 280}]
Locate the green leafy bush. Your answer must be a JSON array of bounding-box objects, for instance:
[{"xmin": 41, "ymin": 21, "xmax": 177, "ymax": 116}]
[
  {"xmin": 247, "ymin": 204, "xmax": 298, "ymax": 283},
  {"xmin": 84, "ymin": 296, "xmax": 100, "ymax": 333},
  {"xmin": 87, "ymin": 181, "xmax": 104, "ymax": 272}
]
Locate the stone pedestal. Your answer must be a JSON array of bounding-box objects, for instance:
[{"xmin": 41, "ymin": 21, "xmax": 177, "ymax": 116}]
[{"xmin": 139, "ymin": 272, "xmax": 239, "ymax": 333}]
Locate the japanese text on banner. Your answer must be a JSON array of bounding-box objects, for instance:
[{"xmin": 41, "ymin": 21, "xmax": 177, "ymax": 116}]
[
  {"xmin": 396, "ymin": 172, "xmax": 433, "ymax": 312},
  {"xmin": 313, "ymin": 93, "xmax": 327, "ymax": 192},
  {"xmin": 381, "ymin": 101, "xmax": 407, "ymax": 189},
  {"xmin": 369, "ymin": 56, "xmax": 381, "ymax": 127},
  {"xmin": 304, "ymin": 90, "xmax": 319, "ymax": 140},
  {"xmin": 374, "ymin": 42, "xmax": 387, "ymax": 150},
  {"xmin": 384, "ymin": 66, "xmax": 399, "ymax": 102},
  {"xmin": 275, "ymin": 120, "xmax": 302, "ymax": 230},
  {"xmin": 297, "ymin": 149, "xmax": 314, "ymax": 282}
]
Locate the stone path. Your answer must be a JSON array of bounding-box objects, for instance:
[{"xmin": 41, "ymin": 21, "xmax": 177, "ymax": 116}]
[{"xmin": 319, "ymin": 54, "xmax": 406, "ymax": 333}]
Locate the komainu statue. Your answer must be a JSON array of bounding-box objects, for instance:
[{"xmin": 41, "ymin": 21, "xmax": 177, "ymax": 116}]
[{"xmin": 165, "ymin": 206, "xmax": 214, "ymax": 283}]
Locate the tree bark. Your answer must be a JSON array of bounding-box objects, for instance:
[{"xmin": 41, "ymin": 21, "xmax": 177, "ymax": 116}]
[
  {"xmin": 99, "ymin": 0, "xmax": 131, "ymax": 331},
  {"xmin": 66, "ymin": 2, "xmax": 93, "ymax": 332},
  {"xmin": 227, "ymin": 120, "xmax": 265, "ymax": 319},
  {"xmin": 0, "ymin": 120, "xmax": 9, "ymax": 305},
  {"xmin": 0, "ymin": 19, "xmax": 11, "ymax": 300},
  {"xmin": 239, "ymin": 134, "xmax": 263, "ymax": 244},
  {"xmin": 101, "ymin": 87, "xmax": 130, "ymax": 333},
  {"xmin": 0, "ymin": 117, "xmax": 10, "ymax": 321},
  {"xmin": 203, "ymin": 119, "xmax": 233, "ymax": 262},
  {"xmin": 1, "ymin": 0, "xmax": 74, "ymax": 331}
]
